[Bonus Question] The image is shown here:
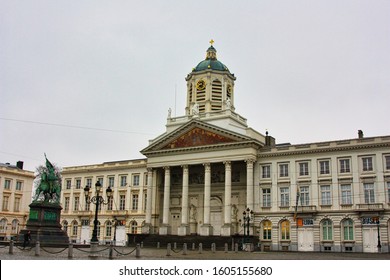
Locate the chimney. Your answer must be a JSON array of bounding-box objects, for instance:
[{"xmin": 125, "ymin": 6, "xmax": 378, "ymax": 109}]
[
  {"xmin": 358, "ymin": 130, "xmax": 364, "ymax": 139},
  {"xmin": 265, "ymin": 130, "xmax": 276, "ymax": 147},
  {"xmin": 16, "ymin": 161, "xmax": 24, "ymax": 170}
]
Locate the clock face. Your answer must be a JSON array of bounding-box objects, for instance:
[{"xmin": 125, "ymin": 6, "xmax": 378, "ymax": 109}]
[
  {"xmin": 227, "ymin": 84, "xmax": 232, "ymax": 94},
  {"xmin": 196, "ymin": 79, "xmax": 206, "ymax": 90}
]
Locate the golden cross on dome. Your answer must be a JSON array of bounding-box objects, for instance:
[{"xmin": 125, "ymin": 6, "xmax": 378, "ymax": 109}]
[{"xmin": 209, "ymin": 39, "xmax": 214, "ymax": 45}]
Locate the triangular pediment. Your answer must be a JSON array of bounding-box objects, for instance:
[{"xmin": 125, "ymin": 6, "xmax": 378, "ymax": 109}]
[
  {"xmin": 163, "ymin": 127, "xmax": 236, "ymax": 149},
  {"xmin": 141, "ymin": 120, "xmax": 254, "ymax": 155}
]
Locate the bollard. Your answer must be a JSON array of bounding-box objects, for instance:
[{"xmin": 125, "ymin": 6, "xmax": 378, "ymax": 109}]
[
  {"xmin": 35, "ymin": 241, "xmax": 40, "ymax": 257},
  {"xmin": 224, "ymin": 243, "xmax": 228, "ymax": 253},
  {"xmin": 173, "ymin": 242, "xmax": 177, "ymax": 250},
  {"xmin": 136, "ymin": 243, "xmax": 141, "ymax": 258},
  {"xmin": 211, "ymin": 243, "xmax": 216, "ymax": 253},
  {"xmin": 141, "ymin": 241, "xmax": 144, "ymax": 248},
  {"xmin": 192, "ymin": 243, "xmax": 195, "ymax": 251},
  {"xmin": 68, "ymin": 243, "xmax": 73, "ymax": 259},
  {"xmin": 166, "ymin": 243, "xmax": 171, "ymax": 256},
  {"xmin": 109, "ymin": 244, "xmax": 114, "ymax": 260},
  {"xmin": 9, "ymin": 240, "xmax": 14, "ymax": 255},
  {"xmin": 198, "ymin": 243, "xmax": 203, "ymax": 254},
  {"xmin": 157, "ymin": 242, "xmax": 160, "ymax": 249},
  {"xmin": 235, "ymin": 243, "xmax": 239, "ymax": 253},
  {"xmin": 182, "ymin": 243, "xmax": 187, "ymax": 255}
]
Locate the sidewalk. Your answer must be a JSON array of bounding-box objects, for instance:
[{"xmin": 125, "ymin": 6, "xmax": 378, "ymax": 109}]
[{"xmin": 1, "ymin": 243, "xmax": 390, "ymax": 260}]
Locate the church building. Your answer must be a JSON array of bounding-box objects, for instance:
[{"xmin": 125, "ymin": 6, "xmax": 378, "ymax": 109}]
[{"xmin": 60, "ymin": 42, "xmax": 390, "ymax": 252}]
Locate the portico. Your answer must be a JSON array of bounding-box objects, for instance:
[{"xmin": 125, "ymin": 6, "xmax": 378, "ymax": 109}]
[{"xmin": 141, "ymin": 42, "xmax": 265, "ymax": 236}]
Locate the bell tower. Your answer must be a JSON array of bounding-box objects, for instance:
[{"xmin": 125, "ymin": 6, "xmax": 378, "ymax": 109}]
[{"xmin": 185, "ymin": 40, "xmax": 236, "ymax": 116}]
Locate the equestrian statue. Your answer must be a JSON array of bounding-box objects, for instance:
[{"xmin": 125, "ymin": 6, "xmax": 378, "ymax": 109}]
[{"xmin": 33, "ymin": 154, "xmax": 62, "ymax": 204}]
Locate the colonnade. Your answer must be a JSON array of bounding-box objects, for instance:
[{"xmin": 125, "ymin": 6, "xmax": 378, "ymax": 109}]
[{"xmin": 143, "ymin": 159, "xmax": 256, "ymax": 236}]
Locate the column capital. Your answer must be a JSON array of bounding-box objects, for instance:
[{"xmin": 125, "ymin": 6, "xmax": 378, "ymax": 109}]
[
  {"xmin": 147, "ymin": 167, "xmax": 153, "ymax": 173},
  {"xmin": 203, "ymin": 162, "xmax": 211, "ymax": 171},
  {"xmin": 163, "ymin": 166, "xmax": 170, "ymax": 171},
  {"xmin": 245, "ymin": 158, "xmax": 256, "ymax": 165}
]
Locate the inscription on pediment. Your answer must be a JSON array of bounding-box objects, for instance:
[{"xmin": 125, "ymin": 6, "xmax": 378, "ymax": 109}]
[{"xmin": 163, "ymin": 128, "xmax": 236, "ymax": 149}]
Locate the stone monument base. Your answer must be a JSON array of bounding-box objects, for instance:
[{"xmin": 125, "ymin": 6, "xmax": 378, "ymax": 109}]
[{"xmin": 19, "ymin": 202, "xmax": 69, "ymax": 245}]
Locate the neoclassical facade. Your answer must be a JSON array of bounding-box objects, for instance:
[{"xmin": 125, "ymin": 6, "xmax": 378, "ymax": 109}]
[
  {"xmin": 0, "ymin": 161, "xmax": 34, "ymax": 240},
  {"xmin": 59, "ymin": 42, "xmax": 390, "ymax": 252}
]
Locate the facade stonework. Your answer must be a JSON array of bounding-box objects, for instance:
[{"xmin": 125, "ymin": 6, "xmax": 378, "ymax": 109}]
[{"xmin": 59, "ymin": 43, "xmax": 390, "ymax": 252}]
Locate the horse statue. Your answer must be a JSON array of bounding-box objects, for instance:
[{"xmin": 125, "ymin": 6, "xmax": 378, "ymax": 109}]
[{"xmin": 33, "ymin": 155, "xmax": 62, "ymax": 203}]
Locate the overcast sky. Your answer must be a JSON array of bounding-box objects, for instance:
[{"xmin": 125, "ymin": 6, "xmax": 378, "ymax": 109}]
[{"xmin": 1, "ymin": 0, "xmax": 389, "ymax": 172}]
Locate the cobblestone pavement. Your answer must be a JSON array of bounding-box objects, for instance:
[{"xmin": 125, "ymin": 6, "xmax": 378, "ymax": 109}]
[{"xmin": 1, "ymin": 244, "xmax": 390, "ymax": 260}]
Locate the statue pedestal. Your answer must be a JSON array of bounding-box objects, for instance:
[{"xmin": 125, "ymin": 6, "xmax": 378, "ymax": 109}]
[{"xmin": 19, "ymin": 202, "xmax": 69, "ymax": 245}]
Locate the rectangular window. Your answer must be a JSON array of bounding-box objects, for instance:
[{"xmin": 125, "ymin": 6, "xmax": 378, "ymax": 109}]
[
  {"xmin": 2, "ymin": 196, "xmax": 9, "ymax": 211},
  {"xmin": 363, "ymin": 183, "xmax": 375, "ymax": 204},
  {"xmin": 86, "ymin": 178, "xmax": 92, "ymax": 188},
  {"xmin": 262, "ymin": 188, "xmax": 271, "ymax": 207},
  {"xmin": 73, "ymin": 197, "xmax": 80, "ymax": 211},
  {"xmin": 75, "ymin": 179, "xmax": 81, "ymax": 189},
  {"xmin": 64, "ymin": 197, "xmax": 70, "ymax": 211},
  {"xmin": 387, "ymin": 182, "xmax": 390, "ymax": 203},
  {"xmin": 340, "ymin": 184, "xmax": 352, "ymax": 205},
  {"xmin": 119, "ymin": 195, "xmax": 126, "ymax": 211},
  {"xmin": 108, "ymin": 176, "xmax": 115, "ymax": 188},
  {"xmin": 107, "ymin": 198, "xmax": 113, "ymax": 211},
  {"xmin": 339, "ymin": 159, "xmax": 351, "ymax": 173},
  {"xmin": 319, "ymin": 160, "xmax": 330, "ymax": 175},
  {"xmin": 133, "ymin": 174, "xmax": 140, "ymax": 186},
  {"xmin": 15, "ymin": 181, "xmax": 23, "ymax": 191},
  {"xmin": 385, "ymin": 156, "xmax": 390, "ymax": 170},
  {"xmin": 343, "ymin": 220, "xmax": 354, "ymax": 241},
  {"xmin": 281, "ymin": 221, "xmax": 290, "ymax": 240},
  {"xmin": 299, "ymin": 162, "xmax": 309, "ymax": 176},
  {"xmin": 120, "ymin": 175, "xmax": 127, "ymax": 187},
  {"xmin": 279, "ymin": 164, "xmax": 289, "ymax": 177},
  {"xmin": 261, "ymin": 165, "xmax": 271, "ymax": 179},
  {"xmin": 280, "ymin": 187, "xmax": 290, "ymax": 207},
  {"xmin": 362, "ymin": 157, "xmax": 373, "ymax": 172},
  {"xmin": 132, "ymin": 194, "xmax": 139, "ymax": 210},
  {"xmin": 66, "ymin": 179, "xmax": 71, "ymax": 189},
  {"xmin": 320, "ymin": 185, "xmax": 332, "ymax": 205},
  {"xmin": 14, "ymin": 197, "xmax": 21, "ymax": 212},
  {"xmin": 299, "ymin": 186, "xmax": 310, "ymax": 206},
  {"xmin": 4, "ymin": 179, "xmax": 11, "ymax": 190}
]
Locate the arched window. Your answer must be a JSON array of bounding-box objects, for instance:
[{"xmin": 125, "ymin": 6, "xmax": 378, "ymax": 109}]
[
  {"xmin": 11, "ymin": 219, "xmax": 19, "ymax": 234},
  {"xmin": 322, "ymin": 219, "xmax": 333, "ymax": 241},
  {"xmin": 280, "ymin": 220, "xmax": 290, "ymax": 240},
  {"xmin": 131, "ymin": 221, "xmax": 138, "ymax": 234},
  {"xmin": 0, "ymin": 218, "xmax": 7, "ymax": 233},
  {"xmin": 63, "ymin": 221, "xmax": 69, "ymax": 234},
  {"xmin": 342, "ymin": 219, "xmax": 354, "ymax": 241},
  {"xmin": 262, "ymin": 220, "xmax": 272, "ymax": 240},
  {"xmin": 71, "ymin": 221, "xmax": 78, "ymax": 236},
  {"xmin": 106, "ymin": 221, "xmax": 112, "ymax": 237}
]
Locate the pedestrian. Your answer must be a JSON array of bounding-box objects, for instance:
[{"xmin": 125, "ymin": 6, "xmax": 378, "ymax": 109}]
[{"xmin": 23, "ymin": 231, "xmax": 31, "ymax": 249}]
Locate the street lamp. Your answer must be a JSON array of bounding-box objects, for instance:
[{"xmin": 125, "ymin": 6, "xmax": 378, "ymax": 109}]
[
  {"xmin": 240, "ymin": 208, "xmax": 254, "ymax": 250},
  {"xmin": 84, "ymin": 181, "xmax": 112, "ymax": 243}
]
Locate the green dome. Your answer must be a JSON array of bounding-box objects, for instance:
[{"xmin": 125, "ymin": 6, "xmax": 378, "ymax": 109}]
[
  {"xmin": 193, "ymin": 45, "xmax": 229, "ymax": 72},
  {"xmin": 194, "ymin": 59, "xmax": 228, "ymax": 72}
]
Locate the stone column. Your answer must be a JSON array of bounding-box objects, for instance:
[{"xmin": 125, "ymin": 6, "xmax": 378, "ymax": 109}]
[
  {"xmin": 200, "ymin": 163, "xmax": 212, "ymax": 236},
  {"xmin": 221, "ymin": 161, "xmax": 232, "ymax": 236},
  {"xmin": 159, "ymin": 166, "xmax": 171, "ymax": 235},
  {"xmin": 178, "ymin": 165, "xmax": 190, "ymax": 236},
  {"xmin": 246, "ymin": 159, "xmax": 255, "ymax": 210},
  {"xmin": 142, "ymin": 168, "xmax": 153, "ymax": 234}
]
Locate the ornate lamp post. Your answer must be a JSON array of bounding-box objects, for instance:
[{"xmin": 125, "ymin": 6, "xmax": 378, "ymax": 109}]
[
  {"xmin": 84, "ymin": 181, "xmax": 112, "ymax": 244},
  {"xmin": 239, "ymin": 208, "xmax": 254, "ymax": 250},
  {"xmin": 374, "ymin": 216, "xmax": 382, "ymax": 252}
]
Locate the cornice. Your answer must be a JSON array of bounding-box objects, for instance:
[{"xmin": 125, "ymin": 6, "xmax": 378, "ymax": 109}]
[{"xmin": 258, "ymin": 139, "xmax": 390, "ymax": 158}]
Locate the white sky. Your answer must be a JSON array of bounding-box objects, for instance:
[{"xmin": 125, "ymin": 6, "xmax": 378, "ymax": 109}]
[{"xmin": 1, "ymin": 0, "xmax": 389, "ymax": 172}]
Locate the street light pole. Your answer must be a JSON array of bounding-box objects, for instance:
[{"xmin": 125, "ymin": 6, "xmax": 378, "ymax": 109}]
[
  {"xmin": 84, "ymin": 181, "xmax": 112, "ymax": 244},
  {"xmin": 376, "ymin": 217, "xmax": 382, "ymax": 252}
]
